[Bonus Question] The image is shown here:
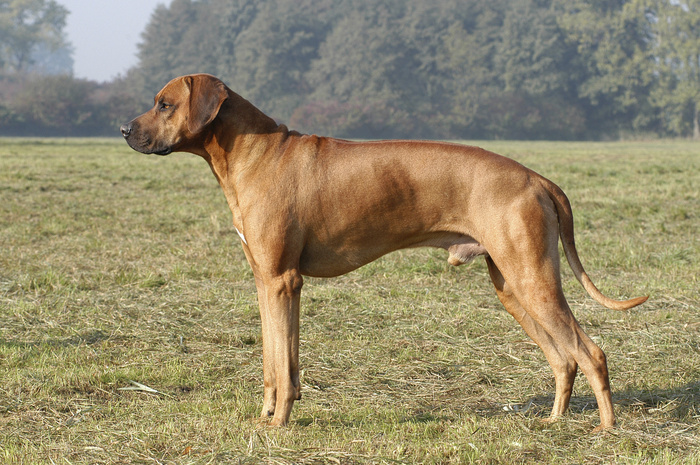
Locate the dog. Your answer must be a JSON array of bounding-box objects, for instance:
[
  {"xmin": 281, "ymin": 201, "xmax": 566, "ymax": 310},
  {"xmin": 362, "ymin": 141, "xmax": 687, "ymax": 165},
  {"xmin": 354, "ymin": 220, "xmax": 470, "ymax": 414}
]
[{"xmin": 121, "ymin": 73, "xmax": 647, "ymax": 431}]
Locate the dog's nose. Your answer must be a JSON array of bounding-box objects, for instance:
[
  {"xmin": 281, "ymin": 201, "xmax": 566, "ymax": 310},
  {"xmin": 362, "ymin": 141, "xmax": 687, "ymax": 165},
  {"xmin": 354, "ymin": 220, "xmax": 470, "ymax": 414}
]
[{"xmin": 120, "ymin": 123, "xmax": 132, "ymax": 138}]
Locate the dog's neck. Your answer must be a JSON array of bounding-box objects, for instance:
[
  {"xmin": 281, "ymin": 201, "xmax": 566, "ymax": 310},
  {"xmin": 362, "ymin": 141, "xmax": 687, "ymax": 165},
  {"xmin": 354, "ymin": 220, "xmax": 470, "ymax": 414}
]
[
  {"xmin": 192, "ymin": 91, "xmax": 296, "ymax": 240},
  {"xmin": 196, "ymin": 92, "xmax": 290, "ymax": 172}
]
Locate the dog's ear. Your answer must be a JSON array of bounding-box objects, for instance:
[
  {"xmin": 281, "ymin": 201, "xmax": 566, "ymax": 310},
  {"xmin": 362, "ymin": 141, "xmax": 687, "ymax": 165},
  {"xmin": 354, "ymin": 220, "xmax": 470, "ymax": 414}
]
[{"xmin": 186, "ymin": 75, "xmax": 228, "ymax": 134}]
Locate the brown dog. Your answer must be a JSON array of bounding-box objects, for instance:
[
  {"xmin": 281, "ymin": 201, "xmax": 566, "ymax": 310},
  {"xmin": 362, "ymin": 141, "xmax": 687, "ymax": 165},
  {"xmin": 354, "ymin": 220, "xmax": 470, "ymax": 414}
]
[{"xmin": 121, "ymin": 74, "xmax": 647, "ymax": 431}]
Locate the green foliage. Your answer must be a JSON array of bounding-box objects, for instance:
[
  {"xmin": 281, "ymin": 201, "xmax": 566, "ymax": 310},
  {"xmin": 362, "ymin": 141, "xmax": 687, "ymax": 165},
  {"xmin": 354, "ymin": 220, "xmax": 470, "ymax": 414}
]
[
  {"xmin": 2, "ymin": 0, "xmax": 700, "ymax": 138},
  {"xmin": 0, "ymin": 0, "xmax": 71, "ymax": 74},
  {"xmin": 12, "ymin": 75, "xmax": 94, "ymax": 132},
  {"xmin": 126, "ymin": 0, "xmax": 700, "ymax": 139},
  {"xmin": 0, "ymin": 75, "xmax": 143, "ymax": 136},
  {"xmin": 643, "ymin": 0, "xmax": 700, "ymax": 137},
  {"xmin": 555, "ymin": 0, "xmax": 660, "ymax": 135}
]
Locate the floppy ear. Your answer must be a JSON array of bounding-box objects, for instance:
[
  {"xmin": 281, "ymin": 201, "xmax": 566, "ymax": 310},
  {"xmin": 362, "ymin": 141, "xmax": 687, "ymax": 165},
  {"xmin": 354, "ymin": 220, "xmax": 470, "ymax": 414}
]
[{"xmin": 186, "ymin": 75, "xmax": 228, "ymax": 134}]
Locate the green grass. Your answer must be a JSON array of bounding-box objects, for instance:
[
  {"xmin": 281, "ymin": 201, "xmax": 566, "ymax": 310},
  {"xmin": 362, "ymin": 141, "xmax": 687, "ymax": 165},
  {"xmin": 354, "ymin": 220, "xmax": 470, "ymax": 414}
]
[{"xmin": 0, "ymin": 138, "xmax": 698, "ymax": 464}]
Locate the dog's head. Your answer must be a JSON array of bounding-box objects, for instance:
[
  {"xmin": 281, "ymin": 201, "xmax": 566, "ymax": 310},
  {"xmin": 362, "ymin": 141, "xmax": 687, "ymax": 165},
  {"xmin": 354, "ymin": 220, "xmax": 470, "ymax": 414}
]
[{"xmin": 121, "ymin": 74, "xmax": 228, "ymax": 155}]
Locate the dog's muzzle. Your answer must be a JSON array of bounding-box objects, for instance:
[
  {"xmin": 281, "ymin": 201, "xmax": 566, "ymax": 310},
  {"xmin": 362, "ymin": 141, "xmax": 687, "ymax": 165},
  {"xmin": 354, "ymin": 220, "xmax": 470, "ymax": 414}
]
[{"xmin": 120, "ymin": 121, "xmax": 172, "ymax": 155}]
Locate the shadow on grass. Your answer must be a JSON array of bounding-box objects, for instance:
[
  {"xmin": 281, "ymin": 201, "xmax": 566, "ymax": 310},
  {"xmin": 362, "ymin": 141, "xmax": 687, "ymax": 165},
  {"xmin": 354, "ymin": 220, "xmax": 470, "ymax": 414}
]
[
  {"xmin": 615, "ymin": 381, "xmax": 700, "ymax": 421},
  {"xmin": 476, "ymin": 381, "xmax": 699, "ymax": 423},
  {"xmin": 291, "ymin": 411, "xmax": 453, "ymax": 428},
  {"xmin": 0, "ymin": 329, "xmax": 111, "ymax": 349}
]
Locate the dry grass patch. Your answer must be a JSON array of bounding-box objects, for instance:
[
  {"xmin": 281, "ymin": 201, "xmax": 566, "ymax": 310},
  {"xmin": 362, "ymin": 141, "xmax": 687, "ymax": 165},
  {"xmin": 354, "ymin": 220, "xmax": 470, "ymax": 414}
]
[{"xmin": 0, "ymin": 138, "xmax": 698, "ymax": 463}]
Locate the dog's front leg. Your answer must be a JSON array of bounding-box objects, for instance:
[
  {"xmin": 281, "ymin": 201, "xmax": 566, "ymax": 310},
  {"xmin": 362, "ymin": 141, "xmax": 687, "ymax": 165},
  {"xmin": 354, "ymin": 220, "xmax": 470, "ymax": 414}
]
[
  {"xmin": 257, "ymin": 269, "xmax": 303, "ymax": 426},
  {"xmin": 254, "ymin": 275, "xmax": 278, "ymax": 419}
]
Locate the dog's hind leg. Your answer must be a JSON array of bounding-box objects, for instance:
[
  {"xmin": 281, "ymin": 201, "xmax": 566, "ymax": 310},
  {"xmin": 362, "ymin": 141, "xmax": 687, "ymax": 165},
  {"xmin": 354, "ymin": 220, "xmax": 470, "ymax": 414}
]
[
  {"xmin": 492, "ymin": 264, "xmax": 614, "ymax": 429},
  {"xmin": 485, "ymin": 200, "xmax": 615, "ymax": 431},
  {"xmin": 515, "ymin": 280, "xmax": 614, "ymax": 431},
  {"xmin": 486, "ymin": 257, "xmax": 578, "ymax": 421}
]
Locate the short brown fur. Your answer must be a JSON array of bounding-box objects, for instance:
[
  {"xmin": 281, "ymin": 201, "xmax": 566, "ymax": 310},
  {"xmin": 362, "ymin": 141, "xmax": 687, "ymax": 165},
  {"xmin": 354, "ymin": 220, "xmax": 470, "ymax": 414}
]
[{"xmin": 121, "ymin": 74, "xmax": 647, "ymax": 432}]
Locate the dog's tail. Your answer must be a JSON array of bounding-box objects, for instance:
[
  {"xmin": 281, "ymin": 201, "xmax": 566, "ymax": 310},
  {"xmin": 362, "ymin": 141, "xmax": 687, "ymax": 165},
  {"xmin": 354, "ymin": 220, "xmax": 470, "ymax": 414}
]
[{"xmin": 543, "ymin": 179, "xmax": 648, "ymax": 311}]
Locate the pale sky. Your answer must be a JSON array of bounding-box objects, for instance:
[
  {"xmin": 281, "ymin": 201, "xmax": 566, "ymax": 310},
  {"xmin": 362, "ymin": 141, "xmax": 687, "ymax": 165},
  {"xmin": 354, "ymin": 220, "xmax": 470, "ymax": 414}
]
[{"xmin": 56, "ymin": 0, "xmax": 172, "ymax": 82}]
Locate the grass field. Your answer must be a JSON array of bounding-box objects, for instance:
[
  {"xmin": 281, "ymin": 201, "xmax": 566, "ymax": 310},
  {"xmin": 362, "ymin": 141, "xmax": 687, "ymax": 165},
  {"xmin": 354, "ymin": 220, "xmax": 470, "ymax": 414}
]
[{"xmin": 0, "ymin": 138, "xmax": 698, "ymax": 464}]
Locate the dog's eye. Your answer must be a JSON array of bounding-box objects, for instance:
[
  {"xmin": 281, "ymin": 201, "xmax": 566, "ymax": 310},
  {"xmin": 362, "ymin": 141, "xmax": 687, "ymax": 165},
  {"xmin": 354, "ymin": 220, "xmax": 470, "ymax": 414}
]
[{"xmin": 159, "ymin": 103, "xmax": 172, "ymax": 111}]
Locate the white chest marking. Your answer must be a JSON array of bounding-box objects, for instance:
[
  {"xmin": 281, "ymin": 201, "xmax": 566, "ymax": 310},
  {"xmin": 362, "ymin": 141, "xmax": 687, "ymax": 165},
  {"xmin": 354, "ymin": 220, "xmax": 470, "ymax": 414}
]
[{"xmin": 235, "ymin": 226, "xmax": 248, "ymax": 245}]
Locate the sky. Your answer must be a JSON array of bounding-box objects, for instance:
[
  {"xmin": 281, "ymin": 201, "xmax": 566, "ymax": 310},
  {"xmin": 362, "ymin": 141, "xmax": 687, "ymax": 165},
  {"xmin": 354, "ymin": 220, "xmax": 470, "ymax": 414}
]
[{"xmin": 56, "ymin": 0, "xmax": 172, "ymax": 82}]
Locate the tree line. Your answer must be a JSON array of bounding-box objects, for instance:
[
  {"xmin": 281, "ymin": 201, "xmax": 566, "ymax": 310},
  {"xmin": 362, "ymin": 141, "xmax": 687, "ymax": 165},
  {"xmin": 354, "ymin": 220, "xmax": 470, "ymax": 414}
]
[{"xmin": 1, "ymin": 0, "xmax": 698, "ymax": 139}]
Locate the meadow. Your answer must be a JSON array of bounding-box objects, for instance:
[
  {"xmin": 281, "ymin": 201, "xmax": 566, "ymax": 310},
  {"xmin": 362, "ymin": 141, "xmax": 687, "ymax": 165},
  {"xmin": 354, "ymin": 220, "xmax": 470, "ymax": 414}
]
[{"xmin": 0, "ymin": 138, "xmax": 697, "ymax": 464}]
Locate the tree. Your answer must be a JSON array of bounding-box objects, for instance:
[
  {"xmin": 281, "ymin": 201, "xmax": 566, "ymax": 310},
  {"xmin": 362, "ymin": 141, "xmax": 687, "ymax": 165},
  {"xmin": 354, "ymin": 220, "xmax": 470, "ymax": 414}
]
[
  {"xmin": 644, "ymin": 0, "xmax": 700, "ymax": 138},
  {"xmin": 0, "ymin": 0, "xmax": 70, "ymax": 74},
  {"xmin": 211, "ymin": 0, "xmax": 262, "ymax": 81},
  {"xmin": 24, "ymin": 40, "xmax": 72, "ymax": 74},
  {"xmin": 555, "ymin": 0, "xmax": 659, "ymax": 137},
  {"xmin": 431, "ymin": 1, "xmax": 505, "ymax": 138},
  {"xmin": 301, "ymin": 6, "xmax": 411, "ymax": 137},
  {"xmin": 229, "ymin": 0, "xmax": 330, "ymax": 121},
  {"xmin": 490, "ymin": 0, "xmax": 587, "ymax": 139},
  {"xmin": 134, "ymin": 0, "xmax": 207, "ymax": 98},
  {"xmin": 302, "ymin": 0, "xmax": 508, "ymax": 138},
  {"xmin": 122, "ymin": 0, "xmax": 698, "ymax": 139},
  {"xmin": 12, "ymin": 74, "xmax": 96, "ymax": 134}
]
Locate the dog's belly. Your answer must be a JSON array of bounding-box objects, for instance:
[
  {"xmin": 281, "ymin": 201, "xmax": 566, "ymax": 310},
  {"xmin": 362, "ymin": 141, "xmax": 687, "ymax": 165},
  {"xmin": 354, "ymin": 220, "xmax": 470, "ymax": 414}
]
[{"xmin": 298, "ymin": 231, "xmax": 488, "ymax": 278}]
